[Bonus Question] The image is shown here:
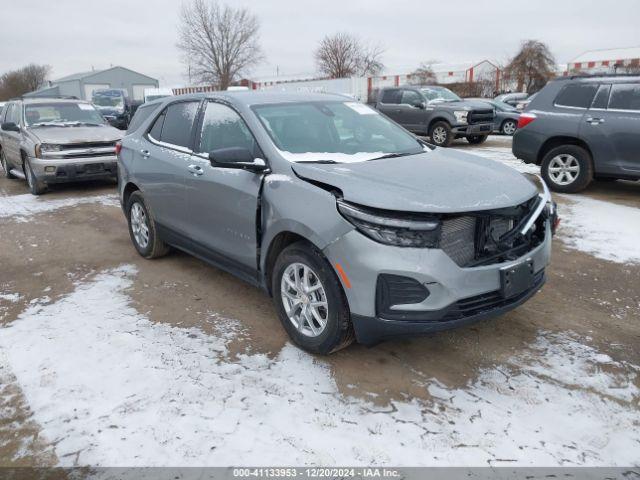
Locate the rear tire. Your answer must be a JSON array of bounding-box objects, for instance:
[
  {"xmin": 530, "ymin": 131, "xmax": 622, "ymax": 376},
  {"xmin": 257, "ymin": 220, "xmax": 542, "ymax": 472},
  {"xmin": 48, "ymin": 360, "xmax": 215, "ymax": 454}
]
[
  {"xmin": 272, "ymin": 242, "xmax": 354, "ymax": 355},
  {"xmin": 24, "ymin": 158, "xmax": 47, "ymax": 195},
  {"xmin": 429, "ymin": 121, "xmax": 453, "ymax": 147},
  {"xmin": 126, "ymin": 191, "xmax": 170, "ymax": 259},
  {"xmin": 541, "ymin": 145, "xmax": 593, "ymax": 193},
  {"xmin": 1, "ymin": 150, "xmax": 16, "ymax": 179},
  {"xmin": 466, "ymin": 135, "xmax": 488, "ymax": 145},
  {"xmin": 501, "ymin": 119, "xmax": 517, "ymax": 136}
]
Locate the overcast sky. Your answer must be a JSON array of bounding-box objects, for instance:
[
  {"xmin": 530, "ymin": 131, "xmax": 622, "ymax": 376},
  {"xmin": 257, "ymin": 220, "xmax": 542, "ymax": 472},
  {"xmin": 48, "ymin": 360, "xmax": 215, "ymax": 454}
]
[{"xmin": 1, "ymin": 0, "xmax": 639, "ymax": 86}]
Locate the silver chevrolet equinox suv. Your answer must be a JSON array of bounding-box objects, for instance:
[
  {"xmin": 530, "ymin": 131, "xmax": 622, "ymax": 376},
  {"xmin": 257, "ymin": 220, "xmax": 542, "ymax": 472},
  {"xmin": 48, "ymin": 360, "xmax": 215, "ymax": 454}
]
[
  {"xmin": 118, "ymin": 92, "xmax": 556, "ymax": 354},
  {"xmin": 0, "ymin": 97, "xmax": 122, "ymax": 195}
]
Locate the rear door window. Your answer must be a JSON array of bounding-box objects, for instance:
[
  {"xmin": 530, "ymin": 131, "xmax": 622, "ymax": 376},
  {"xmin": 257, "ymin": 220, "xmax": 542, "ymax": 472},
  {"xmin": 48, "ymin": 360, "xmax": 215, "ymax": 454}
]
[
  {"xmin": 157, "ymin": 101, "xmax": 200, "ymax": 149},
  {"xmin": 148, "ymin": 110, "xmax": 165, "ymax": 140},
  {"xmin": 380, "ymin": 89, "xmax": 401, "ymax": 104},
  {"xmin": 554, "ymin": 83, "xmax": 598, "ymax": 108},
  {"xmin": 608, "ymin": 83, "xmax": 640, "ymax": 111}
]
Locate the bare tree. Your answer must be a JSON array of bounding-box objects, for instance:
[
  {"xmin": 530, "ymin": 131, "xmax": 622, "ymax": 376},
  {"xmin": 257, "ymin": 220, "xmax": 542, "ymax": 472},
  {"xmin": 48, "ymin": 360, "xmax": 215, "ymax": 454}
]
[
  {"xmin": 408, "ymin": 62, "xmax": 437, "ymax": 85},
  {"xmin": 505, "ymin": 40, "xmax": 556, "ymax": 93},
  {"xmin": 177, "ymin": 0, "xmax": 264, "ymax": 90},
  {"xmin": 314, "ymin": 33, "xmax": 384, "ymax": 78},
  {"xmin": 0, "ymin": 64, "xmax": 51, "ymax": 101}
]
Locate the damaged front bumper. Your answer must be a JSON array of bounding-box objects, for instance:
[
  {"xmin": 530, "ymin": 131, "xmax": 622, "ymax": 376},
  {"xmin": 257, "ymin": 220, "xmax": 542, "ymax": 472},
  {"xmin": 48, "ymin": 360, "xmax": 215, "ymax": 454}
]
[
  {"xmin": 324, "ymin": 177, "xmax": 556, "ymax": 345},
  {"xmin": 29, "ymin": 155, "xmax": 118, "ymax": 184}
]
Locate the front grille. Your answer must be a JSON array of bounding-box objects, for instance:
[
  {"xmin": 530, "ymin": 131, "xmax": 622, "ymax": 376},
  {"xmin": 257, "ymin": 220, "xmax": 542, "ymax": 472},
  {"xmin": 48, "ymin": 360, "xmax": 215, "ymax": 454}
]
[
  {"xmin": 59, "ymin": 142, "xmax": 116, "ymax": 150},
  {"xmin": 468, "ymin": 109, "xmax": 495, "ymax": 124},
  {"xmin": 441, "ymin": 216, "xmax": 476, "ymax": 266},
  {"xmin": 440, "ymin": 196, "xmax": 544, "ymax": 267}
]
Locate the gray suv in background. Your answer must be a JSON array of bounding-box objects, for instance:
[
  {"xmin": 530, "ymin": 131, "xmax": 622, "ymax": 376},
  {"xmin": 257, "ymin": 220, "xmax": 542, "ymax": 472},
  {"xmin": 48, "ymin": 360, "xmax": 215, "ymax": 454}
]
[
  {"xmin": 0, "ymin": 97, "xmax": 122, "ymax": 195},
  {"xmin": 373, "ymin": 86, "xmax": 495, "ymax": 147},
  {"xmin": 513, "ymin": 75, "xmax": 640, "ymax": 192},
  {"xmin": 118, "ymin": 92, "xmax": 555, "ymax": 354}
]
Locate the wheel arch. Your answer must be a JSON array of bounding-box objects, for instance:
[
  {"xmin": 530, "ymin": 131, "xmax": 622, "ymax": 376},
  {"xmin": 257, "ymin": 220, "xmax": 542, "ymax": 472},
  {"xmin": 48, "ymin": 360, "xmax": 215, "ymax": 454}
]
[
  {"xmin": 261, "ymin": 228, "xmax": 324, "ymax": 296},
  {"xmin": 122, "ymin": 181, "xmax": 141, "ymax": 208},
  {"xmin": 537, "ymin": 136, "xmax": 593, "ymax": 166},
  {"xmin": 427, "ymin": 117, "xmax": 451, "ymax": 133}
]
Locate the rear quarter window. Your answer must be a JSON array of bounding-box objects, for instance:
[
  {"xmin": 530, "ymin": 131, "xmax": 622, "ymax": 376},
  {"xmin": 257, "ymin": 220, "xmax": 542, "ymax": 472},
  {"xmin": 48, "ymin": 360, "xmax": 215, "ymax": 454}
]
[
  {"xmin": 127, "ymin": 104, "xmax": 158, "ymax": 133},
  {"xmin": 554, "ymin": 83, "xmax": 598, "ymax": 108}
]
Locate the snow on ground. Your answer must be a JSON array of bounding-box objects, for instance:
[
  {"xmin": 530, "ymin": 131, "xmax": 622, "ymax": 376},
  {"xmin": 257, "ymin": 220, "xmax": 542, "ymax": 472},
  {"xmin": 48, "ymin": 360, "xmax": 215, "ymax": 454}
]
[
  {"xmin": 0, "ymin": 193, "xmax": 119, "ymax": 221},
  {"xmin": 559, "ymin": 195, "xmax": 640, "ymax": 265},
  {"xmin": 464, "ymin": 136, "xmax": 540, "ymax": 175},
  {"xmin": 0, "ymin": 266, "xmax": 637, "ymax": 467}
]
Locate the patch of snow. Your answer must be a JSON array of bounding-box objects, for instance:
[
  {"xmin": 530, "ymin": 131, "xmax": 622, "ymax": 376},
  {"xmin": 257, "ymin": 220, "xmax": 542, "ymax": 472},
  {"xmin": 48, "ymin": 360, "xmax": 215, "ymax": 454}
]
[
  {"xmin": 0, "ymin": 293, "xmax": 21, "ymax": 303},
  {"xmin": 559, "ymin": 195, "xmax": 640, "ymax": 264},
  {"xmin": 0, "ymin": 267, "xmax": 638, "ymax": 466},
  {"xmin": 0, "ymin": 193, "xmax": 119, "ymax": 221},
  {"xmin": 467, "ymin": 144, "xmax": 540, "ymax": 175}
]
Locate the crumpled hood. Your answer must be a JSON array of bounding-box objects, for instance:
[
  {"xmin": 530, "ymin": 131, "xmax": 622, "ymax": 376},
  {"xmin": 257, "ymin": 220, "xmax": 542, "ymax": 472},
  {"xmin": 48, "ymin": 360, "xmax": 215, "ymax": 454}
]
[
  {"xmin": 29, "ymin": 125, "xmax": 123, "ymax": 144},
  {"xmin": 291, "ymin": 150, "xmax": 538, "ymax": 213}
]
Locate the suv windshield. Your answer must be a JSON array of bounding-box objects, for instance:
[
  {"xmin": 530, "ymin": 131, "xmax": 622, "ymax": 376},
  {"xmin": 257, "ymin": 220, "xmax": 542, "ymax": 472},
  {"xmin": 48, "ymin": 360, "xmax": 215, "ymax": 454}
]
[
  {"xmin": 24, "ymin": 102, "xmax": 105, "ymax": 126},
  {"xmin": 252, "ymin": 101, "xmax": 424, "ymax": 163},
  {"xmin": 420, "ymin": 87, "xmax": 461, "ymax": 103},
  {"xmin": 92, "ymin": 90, "xmax": 125, "ymax": 109}
]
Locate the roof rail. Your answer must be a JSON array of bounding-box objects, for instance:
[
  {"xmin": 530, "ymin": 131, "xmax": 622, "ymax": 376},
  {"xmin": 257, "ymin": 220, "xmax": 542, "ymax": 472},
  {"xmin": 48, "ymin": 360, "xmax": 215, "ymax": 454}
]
[
  {"xmin": 12, "ymin": 95, "xmax": 80, "ymax": 100},
  {"xmin": 566, "ymin": 73, "xmax": 640, "ymax": 80}
]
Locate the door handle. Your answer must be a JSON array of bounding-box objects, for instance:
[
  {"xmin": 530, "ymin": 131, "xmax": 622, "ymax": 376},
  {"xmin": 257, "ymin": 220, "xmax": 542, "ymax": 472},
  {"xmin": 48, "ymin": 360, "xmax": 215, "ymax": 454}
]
[
  {"xmin": 188, "ymin": 164, "xmax": 204, "ymax": 176},
  {"xmin": 586, "ymin": 117, "xmax": 604, "ymax": 125},
  {"xmin": 140, "ymin": 149, "xmax": 150, "ymax": 158}
]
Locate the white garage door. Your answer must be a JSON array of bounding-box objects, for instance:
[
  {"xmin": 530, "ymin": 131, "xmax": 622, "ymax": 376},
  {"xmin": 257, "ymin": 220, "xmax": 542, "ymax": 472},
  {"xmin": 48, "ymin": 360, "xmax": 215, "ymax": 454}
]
[
  {"xmin": 132, "ymin": 85, "xmax": 150, "ymax": 102},
  {"xmin": 84, "ymin": 84, "xmax": 110, "ymax": 101}
]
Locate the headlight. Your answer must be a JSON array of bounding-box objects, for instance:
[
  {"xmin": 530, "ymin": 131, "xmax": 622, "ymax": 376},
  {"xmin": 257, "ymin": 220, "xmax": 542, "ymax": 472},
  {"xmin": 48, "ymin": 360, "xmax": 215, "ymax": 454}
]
[
  {"xmin": 35, "ymin": 144, "xmax": 62, "ymax": 158},
  {"xmin": 453, "ymin": 110, "xmax": 468, "ymax": 124},
  {"xmin": 337, "ymin": 200, "xmax": 441, "ymax": 248}
]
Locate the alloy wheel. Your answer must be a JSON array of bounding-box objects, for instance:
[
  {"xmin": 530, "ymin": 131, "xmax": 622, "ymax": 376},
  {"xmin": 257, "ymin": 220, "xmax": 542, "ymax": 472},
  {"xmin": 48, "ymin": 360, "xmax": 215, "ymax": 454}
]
[
  {"xmin": 432, "ymin": 126, "xmax": 447, "ymax": 145},
  {"xmin": 503, "ymin": 120, "xmax": 517, "ymax": 135},
  {"xmin": 130, "ymin": 202, "xmax": 150, "ymax": 248},
  {"xmin": 280, "ymin": 262, "xmax": 328, "ymax": 337},
  {"xmin": 0, "ymin": 151, "xmax": 7, "ymax": 173},
  {"xmin": 548, "ymin": 154, "xmax": 580, "ymax": 185}
]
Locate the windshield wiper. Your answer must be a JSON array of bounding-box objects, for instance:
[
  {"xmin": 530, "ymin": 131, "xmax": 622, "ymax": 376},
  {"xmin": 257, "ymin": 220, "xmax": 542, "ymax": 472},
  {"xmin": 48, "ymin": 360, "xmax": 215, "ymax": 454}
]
[
  {"xmin": 297, "ymin": 159, "xmax": 338, "ymax": 164},
  {"xmin": 369, "ymin": 152, "xmax": 418, "ymax": 161}
]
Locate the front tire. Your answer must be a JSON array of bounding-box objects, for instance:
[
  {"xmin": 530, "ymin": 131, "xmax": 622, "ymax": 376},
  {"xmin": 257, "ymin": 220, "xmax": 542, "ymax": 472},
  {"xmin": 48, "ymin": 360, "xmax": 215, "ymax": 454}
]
[
  {"xmin": 541, "ymin": 145, "xmax": 593, "ymax": 193},
  {"xmin": 429, "ymin": 121, "xmax": 453, "ymax": 147},
  {"xmin": 501, "ymin": 119, "xmax": 517, "ymax": 136},
  {"xmin": 1, "ymin": 150, "xmax": 16, "ymax": 179},
  {"xmin": 126, "ymin": 191, "xmax": 170, "ymax": 259},
  {"xmin": 272, "ymin": 242, "xmax": 354, "ymax": 355},
  {"xmin": 466, "ymin": 135, "xmax": 488, "ymax": 145},
  {"xmin": 24, "ymin": 158, "xmax": 47, "ymax": 195}
]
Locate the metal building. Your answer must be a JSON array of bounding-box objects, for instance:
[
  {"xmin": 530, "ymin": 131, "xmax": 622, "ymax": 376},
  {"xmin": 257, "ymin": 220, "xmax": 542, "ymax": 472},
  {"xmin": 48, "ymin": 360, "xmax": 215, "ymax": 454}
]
[{"xmin": 24, "ymin": 66, "xmax": 159, "ymax": 101}]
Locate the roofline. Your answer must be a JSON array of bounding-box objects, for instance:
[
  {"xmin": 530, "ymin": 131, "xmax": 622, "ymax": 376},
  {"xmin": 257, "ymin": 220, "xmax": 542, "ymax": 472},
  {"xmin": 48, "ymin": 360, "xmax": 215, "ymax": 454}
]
[
  {"xmin": 562, "ymin": 73, "xmax": 640, "ymax": 80},
  {"xmin": 55, "ymin": 66, "xmax": 159, "ymax": 84},
  {"xmin": 569, "ymin": 45, "xmax": 640, "ymax": 63}
]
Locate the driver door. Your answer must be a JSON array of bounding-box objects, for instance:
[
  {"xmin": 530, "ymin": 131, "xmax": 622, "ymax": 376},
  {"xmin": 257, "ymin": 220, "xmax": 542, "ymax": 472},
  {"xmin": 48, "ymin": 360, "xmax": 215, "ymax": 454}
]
[{"xmin": 185, "ymin": 101, "xmax": 266, "ymax": 282}]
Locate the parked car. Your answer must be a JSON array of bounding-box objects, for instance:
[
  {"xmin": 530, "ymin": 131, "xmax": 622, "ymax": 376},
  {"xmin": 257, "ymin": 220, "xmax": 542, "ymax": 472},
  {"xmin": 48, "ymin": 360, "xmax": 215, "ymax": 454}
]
[
  {"xmin": 494, "ymin": 92, "xmax": 528, "ymax": 107},
  {"xmin": 513, "ymin": 74, "xmax": 640, "ymax": 193},
  {"xmin": 515, "ymin": 93, "xmax": 537, "ymax": 111},
  {"xmin": 467, "ymin": 98, "xmax": 520, "ymax": 135},
  {"xmin": 373, "ymin": 86, "xmax": 495, "ymax": 147},
  {"xmin": 143, "ymin": 88, "xmax": 174, "ymax": 103},
  {"xmin": 91, "ymin": 88, "xmax": 139, "ymax": 129},
  {"xmin": 0, "ymin": 97, "xmax": 122, "ymax": 195},
  {"xmin": 118, "ymin": 92, "xmax": 556, "ymax": 354}
]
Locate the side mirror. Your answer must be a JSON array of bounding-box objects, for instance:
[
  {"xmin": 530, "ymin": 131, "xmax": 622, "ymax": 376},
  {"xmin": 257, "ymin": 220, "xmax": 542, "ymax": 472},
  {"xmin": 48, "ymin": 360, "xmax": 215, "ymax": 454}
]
[
  {"xmin": 412, "ymin": 101, "xmax": 426, "ymax": 109},
  {"xmin": 209, "ymin": 147, "xmax": 268, "ymax": 172},
  {"xmin": 1, "ymin": 122, "xmax": 20, "ymax": 132}
]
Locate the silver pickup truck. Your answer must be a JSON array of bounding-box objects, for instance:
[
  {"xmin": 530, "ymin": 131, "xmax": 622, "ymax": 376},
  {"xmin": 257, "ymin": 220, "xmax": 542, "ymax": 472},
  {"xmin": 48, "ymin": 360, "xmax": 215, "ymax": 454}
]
[{"xmin": 0, "ymin": 97, "xmax": 123, "ymax": 195}]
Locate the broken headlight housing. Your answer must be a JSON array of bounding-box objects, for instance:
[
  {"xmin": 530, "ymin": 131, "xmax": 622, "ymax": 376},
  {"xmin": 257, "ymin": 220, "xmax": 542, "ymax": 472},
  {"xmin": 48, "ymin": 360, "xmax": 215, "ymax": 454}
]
[
  {"xmin": 337, "ymin": 200, "xmax": 441, "ymax": 248},
  {"xmin": 35, "ymin": 143, "xmax": 62, "ymax": 158}
]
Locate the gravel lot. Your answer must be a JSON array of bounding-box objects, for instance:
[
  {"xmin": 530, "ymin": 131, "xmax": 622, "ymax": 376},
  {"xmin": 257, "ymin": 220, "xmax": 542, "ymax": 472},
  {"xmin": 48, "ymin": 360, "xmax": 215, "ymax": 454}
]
[{"xmin": 0, "ymin": 136, "xmax": 638, "ymax": 466}]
